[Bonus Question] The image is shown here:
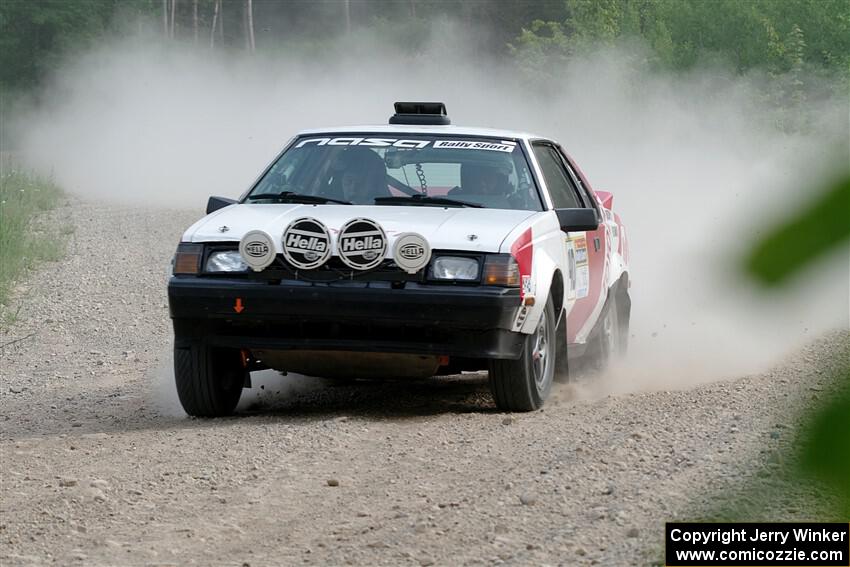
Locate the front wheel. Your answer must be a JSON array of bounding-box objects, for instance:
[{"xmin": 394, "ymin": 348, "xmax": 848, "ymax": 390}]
[
  {"xmin": 174, "ymin": 343, "xmax": 246, "ymax": 417},
  {"xmin": 488, "ymin": 297, "xmax": 556, "ymax": 411}
]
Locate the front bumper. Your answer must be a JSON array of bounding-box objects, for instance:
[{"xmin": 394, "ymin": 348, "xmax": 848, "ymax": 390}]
[{"xmin": 168, "ymin": 277, "xmax": 524, "ymax": 359}]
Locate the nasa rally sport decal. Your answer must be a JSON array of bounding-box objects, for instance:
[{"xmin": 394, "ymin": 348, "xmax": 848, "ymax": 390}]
[
  {"xmin": 238, "ymin": 230, "xmax": 276, "ymax": 272},
  {"xmin": 281, "ymin": 217, "xmax": 333, "ymax": 270},
  {"xmin": 337, "ymin": 218, "xmax": 387, "ymax": 271},
  {"xmin": 392, "ymin": 232, "xmax": 431, "ymax": 274},
  {"xmin": 295, "ymin": 137, "xmax": 516, "ymax": 153}
]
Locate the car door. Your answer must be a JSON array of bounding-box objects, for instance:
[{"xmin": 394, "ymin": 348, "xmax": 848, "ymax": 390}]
[
  {"xmin": 531, "ymin": 141, "xmax": 608, "ymax": 345},
  {"xmin": 558, "ymin": 149, "xmax": 610, "ymax": 345}
]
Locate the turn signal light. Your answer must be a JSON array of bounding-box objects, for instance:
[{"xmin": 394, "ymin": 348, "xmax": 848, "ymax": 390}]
[
  {"xmin": 173, "ymin": 243, "xmax": 202, "ymax": 275},
  {"xmin": 482, "ymin": 255, "xmax": 520, "ymax": 287}
]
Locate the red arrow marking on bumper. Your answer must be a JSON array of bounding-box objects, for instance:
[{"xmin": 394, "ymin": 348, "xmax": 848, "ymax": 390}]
[{"xmin": 234, "ymin": 298, "xmax": 244, "ymax": 313}]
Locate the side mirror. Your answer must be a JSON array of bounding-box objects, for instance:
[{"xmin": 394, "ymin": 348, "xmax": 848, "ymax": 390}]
[
  {"xmin": 206, "ymin": 196, "xmax": 237, "ymax": 214},
  {"xmin": 556, "ymin": 208, "xmax": 599, "ymax": 232}
]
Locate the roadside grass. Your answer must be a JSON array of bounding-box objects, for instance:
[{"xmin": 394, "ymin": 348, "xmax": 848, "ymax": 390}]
[{"xmin": 0, "ymin": 160, "xmax": 69, "ymax": 316}]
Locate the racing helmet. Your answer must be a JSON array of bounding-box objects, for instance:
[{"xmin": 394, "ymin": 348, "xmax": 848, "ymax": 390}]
[{"xmin": 330, "ymin": 147, "xmax": 389, "ymax": 204}]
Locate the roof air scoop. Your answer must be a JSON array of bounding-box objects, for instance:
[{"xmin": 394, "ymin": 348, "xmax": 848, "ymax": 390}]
[{"xmin": 389, "ymin": 102, "xmax": 451, "ymax": 126}]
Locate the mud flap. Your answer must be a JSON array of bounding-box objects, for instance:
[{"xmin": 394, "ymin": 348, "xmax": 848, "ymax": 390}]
[{"xmin": 554, "ymin": 309, "xmax": 571, "ymax": 382}]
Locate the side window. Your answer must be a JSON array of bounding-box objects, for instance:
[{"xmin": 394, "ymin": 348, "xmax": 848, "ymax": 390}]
[
  {"xmin": 532, "ymin": 143, "xmax": 581, "ymax": 209},
  {"xmin": 558, "ymin": 151, "xmax": 598, "ymax": 213}
]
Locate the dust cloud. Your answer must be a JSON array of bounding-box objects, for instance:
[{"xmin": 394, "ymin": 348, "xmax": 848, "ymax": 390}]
[{"xmin": 12, "ymin": 22, "xmax": 849, "ymax": 392}]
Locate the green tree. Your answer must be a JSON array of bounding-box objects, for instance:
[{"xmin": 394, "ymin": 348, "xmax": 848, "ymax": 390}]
[
  {"xmin": 0, "ymin": 0, "xmax": 120, "ymax": 91},
  {"xmin": 511, "ymin": 0, "xmax": 850, "ymax": 82}
]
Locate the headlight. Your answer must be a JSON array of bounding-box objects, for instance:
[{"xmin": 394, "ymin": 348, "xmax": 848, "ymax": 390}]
[
  {"xmin": 205, "ymin": 250, "xmax": 249, "ymax": 272},
  {"xmin": 172, "ymin": 243, "xmax": 202, "ymax": 275},
  {"xmin": 430, "ymin": 256, "xmax": 480, "ymax": 281}
]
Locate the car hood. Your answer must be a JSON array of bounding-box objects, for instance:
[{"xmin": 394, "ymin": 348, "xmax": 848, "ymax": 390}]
[{"xmin": 183, "ymin": 204, "xmax": 539, "ymax": 253}]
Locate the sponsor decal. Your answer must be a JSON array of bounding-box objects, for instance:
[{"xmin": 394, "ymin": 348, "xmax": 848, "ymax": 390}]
[
  {"xmin": 573, "ymin": 235, "xmax": 588, "ymax": 264},
  {"xmin": 281, "ymin": 217, "xmax": 332, "ymax": 270},
  {"xmin": 337, "ymin": 218, "xmax": 387, "ymax": 270},
  {"xmin": 565, "ymin": 238, "xmax": 577, "ymax": 300},
  {"xmin": 433, "ymin": 140, "xmax": 516, "ymax": 153},
  {"xmin": 521, "ymin": 274, "xmax": 534, "ymax": 296},
  {"xmin": 295, "ymin": 137, "xmax": 516, "ymax": 152},
  {"xmin": 575, "ymin": 265, "xmax": 590, "ymax": 299},
  {"xmin": 296, "ymin": 137, "xmax": 429, "ymax": 149},
  {"xmin": 392, "ymin": 232, "xmax": 431, "ymax": 274},
  {"xmin": 238, "ymin": 230, "xmax": 276, "ymax": 272},
  {"xmin": 570, "ymin": 234, "xmax": 590, "ymax": 299}
]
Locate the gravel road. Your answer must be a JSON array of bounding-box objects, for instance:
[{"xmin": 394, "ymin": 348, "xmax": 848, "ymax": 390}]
[{"xmin": 1, "ymin": 199, "xmax": 846, "ymax": 566}]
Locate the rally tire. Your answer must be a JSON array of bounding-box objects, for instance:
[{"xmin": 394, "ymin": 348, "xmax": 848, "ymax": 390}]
[
  {"xmin": 616, "ymin": 288, "xmax": 631, "ymax": 357},
  {"xmin": 488, "ymin": 297, "xmax": 556, "ymax": 411},
  {"xmin": 174, "ymin": 344, "xmax": 245, "ymax": 417},
  {"xmin": 585, "ymin": 293, "xmax": 621, "ymax": 373}
]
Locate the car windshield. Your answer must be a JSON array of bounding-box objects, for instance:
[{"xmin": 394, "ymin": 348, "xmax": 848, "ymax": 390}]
[{"xmin": 245, "ymin": 134, "xmax": 544, "ymax": 211}]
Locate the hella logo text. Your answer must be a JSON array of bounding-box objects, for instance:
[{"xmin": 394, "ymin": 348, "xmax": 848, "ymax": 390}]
[
  {"xmin": 399, "ymin": 243, "xmax": 424, "ymax": 259},
  {"xmin": 286, "ymin": 233, "xmax": 328, "ymax": 252},
  {"xmin": 340, "ymin": 235, "xmax": 384, "ymax": 252},
  {"xmin": 244, "ymin": 242, "xmax": 269, "ymax": 257}
]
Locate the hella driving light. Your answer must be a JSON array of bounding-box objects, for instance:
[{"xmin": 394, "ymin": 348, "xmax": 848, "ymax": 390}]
[
  {"xmin": 205, "ymin": 250, "xmax": 249, "ymax": 273},
  {"xmin": 430, "ymin": 256, "xmax": 479, "ymax": 281}
]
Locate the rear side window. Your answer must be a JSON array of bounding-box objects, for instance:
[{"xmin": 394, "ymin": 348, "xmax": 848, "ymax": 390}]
[{"xmin": 532, "ymin": 143, "xmax": 580, "ymax": 209}]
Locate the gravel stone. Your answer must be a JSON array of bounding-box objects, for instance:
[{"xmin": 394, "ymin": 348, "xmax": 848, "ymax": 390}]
[{"xmin": 519, "ymin": 493, "xmax": 537, "ymax": 506}]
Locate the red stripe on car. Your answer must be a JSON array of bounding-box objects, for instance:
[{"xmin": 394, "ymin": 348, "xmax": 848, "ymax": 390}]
[{"xmin": 511, "ymin": 228, "xmax": 533, "ymax": 299}]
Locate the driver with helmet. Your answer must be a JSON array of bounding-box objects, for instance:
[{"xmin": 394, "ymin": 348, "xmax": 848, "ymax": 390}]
[{"xmin": 331, "ymin": 148, "xmax": 390, "ymax": 205}]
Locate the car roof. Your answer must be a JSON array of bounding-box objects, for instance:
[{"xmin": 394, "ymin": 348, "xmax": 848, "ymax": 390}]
[{"xmin": 296, "ymin": 124, "xmax": 548, "ymax": 142}]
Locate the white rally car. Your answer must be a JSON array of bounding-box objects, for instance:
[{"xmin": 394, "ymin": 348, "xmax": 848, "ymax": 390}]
[{"xmin": 168, "ymin": 103, "xmax": 630, "ymax": 416}]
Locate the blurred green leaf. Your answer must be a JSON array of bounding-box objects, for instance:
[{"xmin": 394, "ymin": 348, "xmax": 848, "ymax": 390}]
[
  {"xmin": 746, "ymin": 173, "xmax": 850, "ymax": 285},
  {"xmin": 798, "ymin": 357, "xmax": 850, "ymax": 518}
]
